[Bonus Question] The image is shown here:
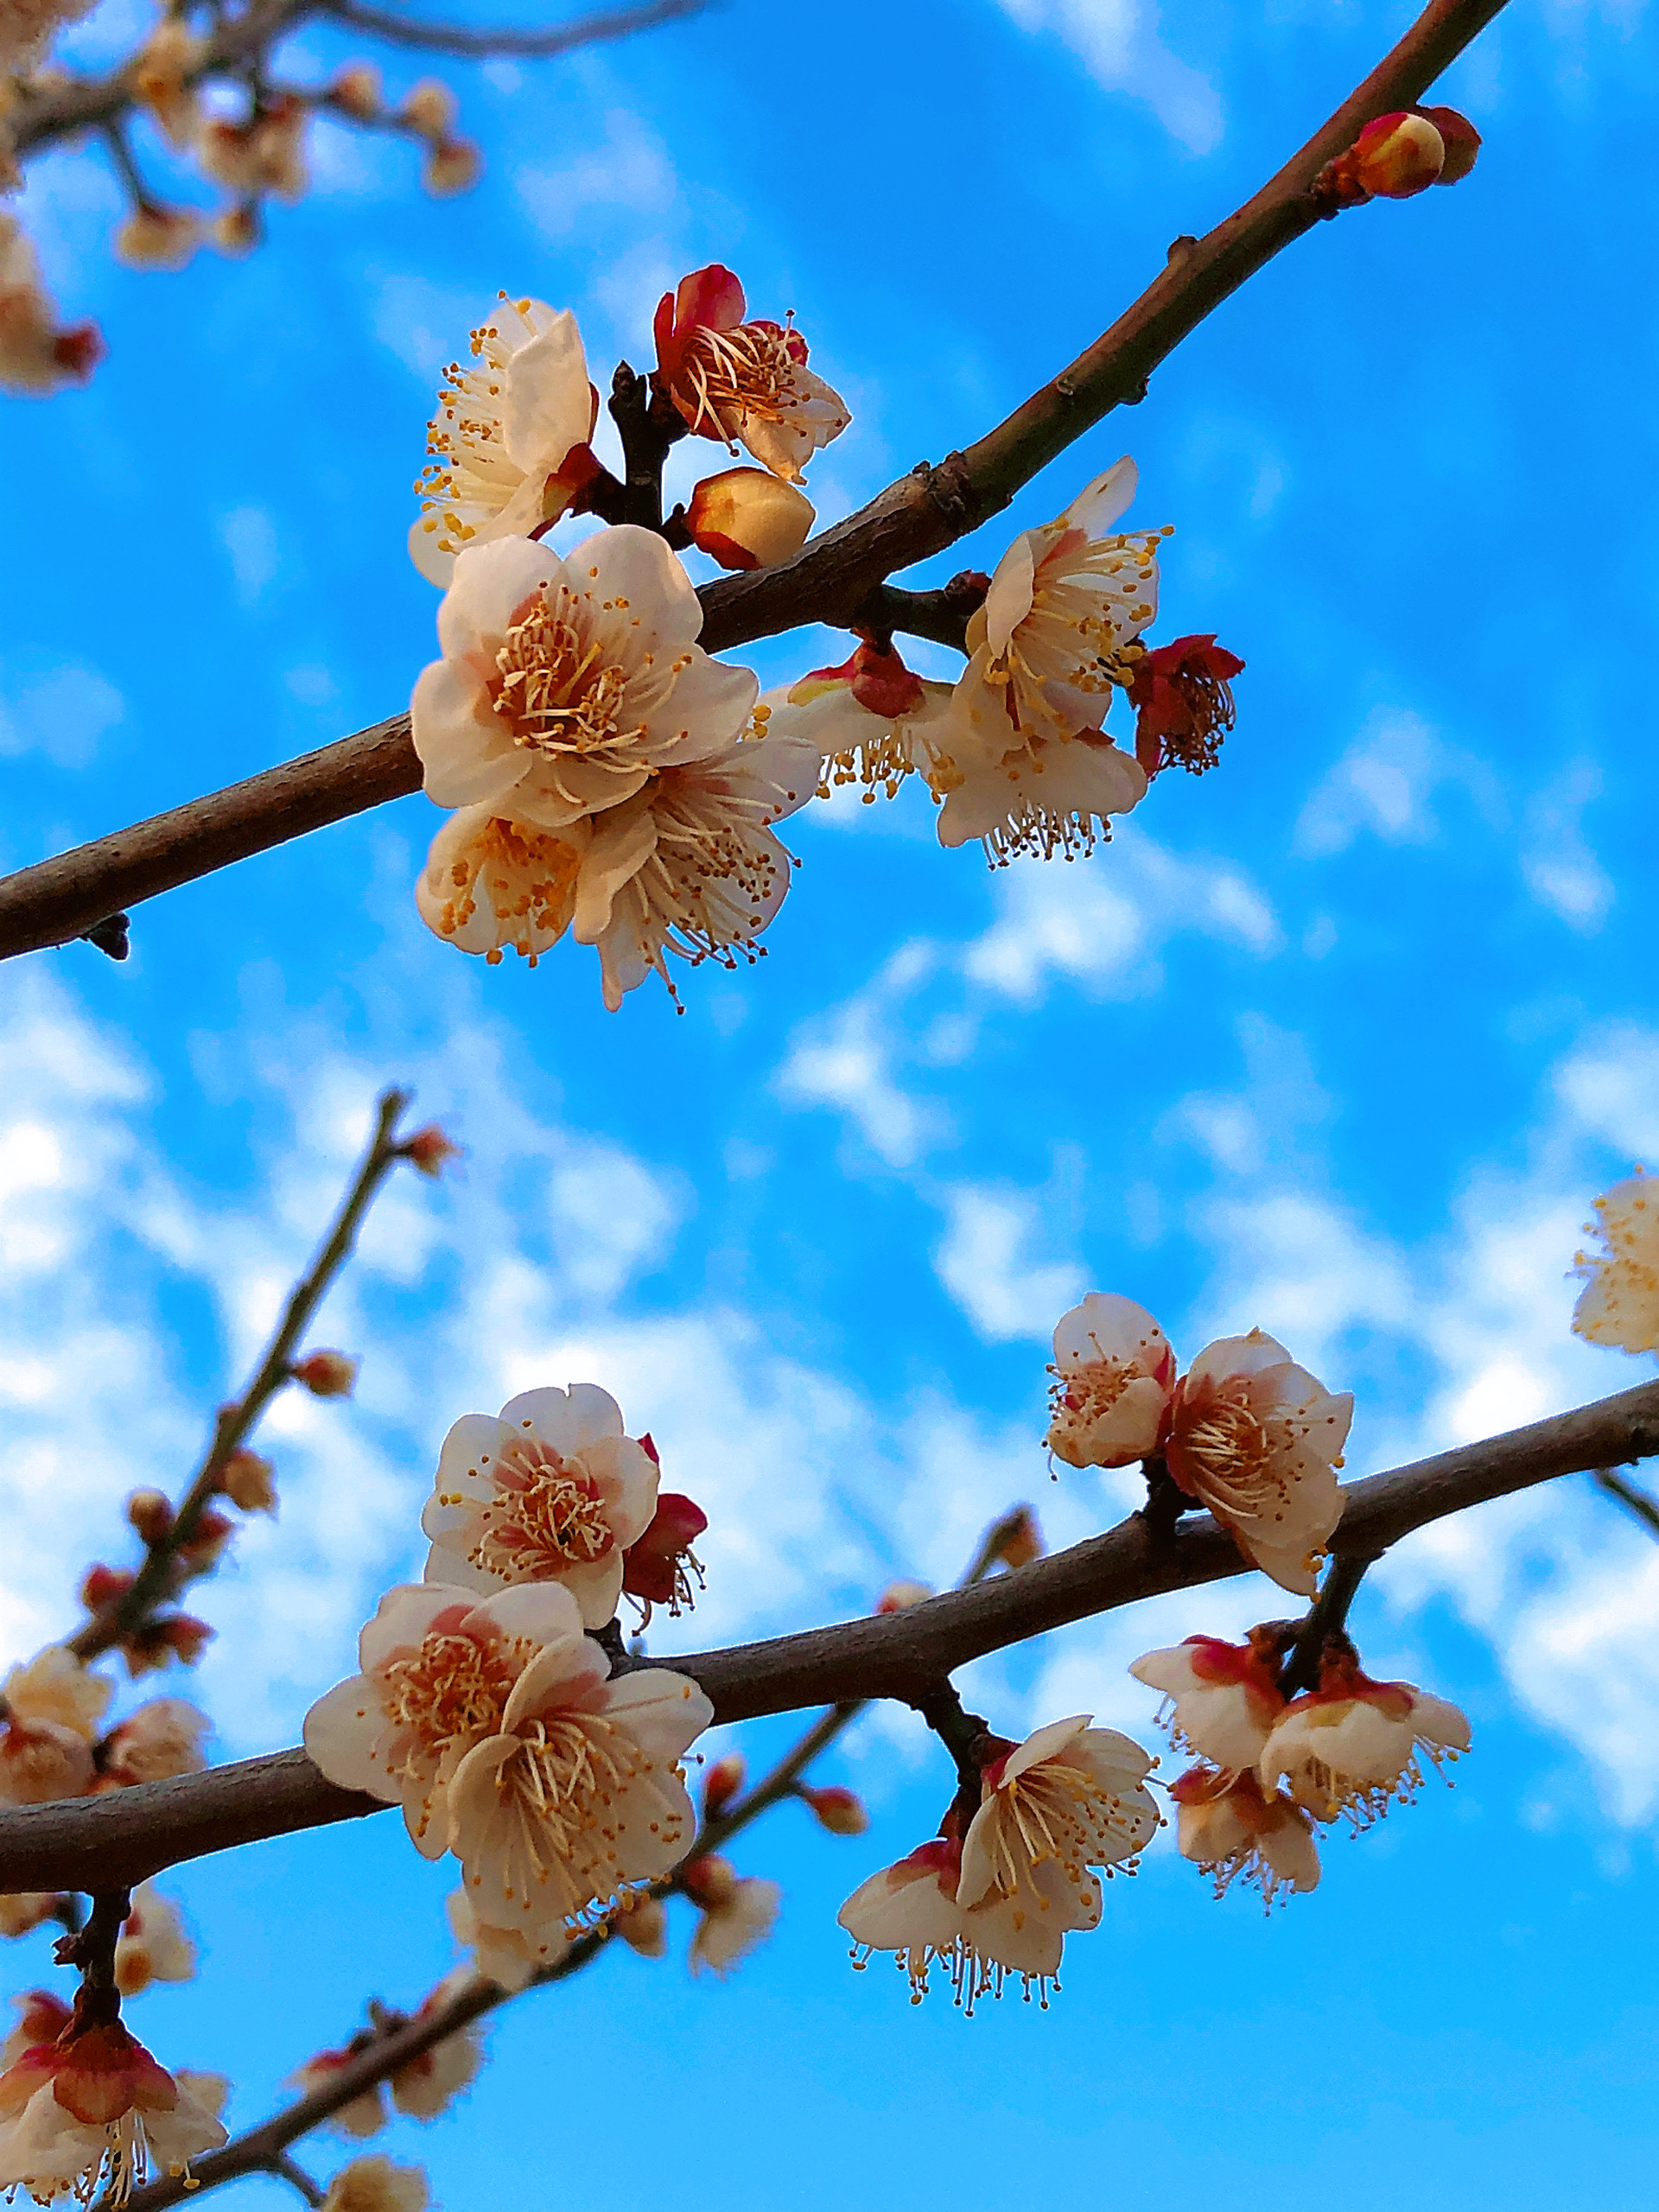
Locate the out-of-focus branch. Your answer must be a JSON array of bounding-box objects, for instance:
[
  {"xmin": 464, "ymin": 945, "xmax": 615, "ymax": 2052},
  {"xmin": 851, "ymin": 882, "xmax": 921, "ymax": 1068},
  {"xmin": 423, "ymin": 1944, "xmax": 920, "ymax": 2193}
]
[
  {"xmin": 0, "ymin": 0, "xmax": 1511, "ymax": 963},
  {"xmin": 70, "ymin": 1087, "xmax": 415, "ymax": 1665},
  {"xmin": 1592, "ymin": 1464, "xmax": 1659, "ymax": 1541},
  {"xmin": 319, "ymin": 0, "xmax": 702, "ymax": 59},
  {"xmin": 6, "ymin": 1376, "xmax": 1657, "ymax": 1896},
  {"xmin": 9, "ymin": 0, "xmax": 702, "ymax": 159}
]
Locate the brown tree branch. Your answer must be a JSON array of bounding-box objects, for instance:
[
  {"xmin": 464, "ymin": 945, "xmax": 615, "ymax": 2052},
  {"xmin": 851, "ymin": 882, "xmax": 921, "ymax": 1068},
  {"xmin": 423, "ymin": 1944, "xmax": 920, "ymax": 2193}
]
[
  {"xmin": 0, "ymin": 0, "xmax": 1511, "ymax": 965},
  {"xmin": 319, "ymin": 0, "xmax": 702, "ymax": 60},
  {"xmin": 4, "ymin": 1374, "xmax": 1655, "ymax": 1897}
]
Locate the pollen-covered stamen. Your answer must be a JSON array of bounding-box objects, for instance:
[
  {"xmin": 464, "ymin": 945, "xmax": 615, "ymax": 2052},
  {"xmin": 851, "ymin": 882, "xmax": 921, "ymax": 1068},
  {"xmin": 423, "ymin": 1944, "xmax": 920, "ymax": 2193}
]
[
  {"xmin": 491, "ymin": 594, "xmax": 645, "ymax": 758},
  {"xmin": 379, "ymin": 1631, "xmax": 517, "ymax": 1775},
  {"xmin": 678, "ymin": 320, "xmax": 803, "ymax": 442},
  {"xmin": 982, "ymin": 800, "xmax": 1109, "ymax": 868},
  {"xmin": 635, "ymin": 768, "xmax": 787, "ymax": 970},
  {"xmin": 493, "ymin": 1713, "xmax": 690, "ymax": 1925},
  {"xmin": 432, "ymin": 817, "xmax": 582, "ymax": 964},
  {"xmin": 415, "ymin": 297, "xmax": 537, "ymax": 550},
  {"xmin": 981, "ymin": 1760, "xmax": 1143, "ymax": 1897},
  {"xmin": 1179, "ymin": 1401, "xmax": 1297, "ymax": 1522},
  {"xmin": 457, "ymin": 1438, "xmax": 615, "ymax": 1580},
  {"xmin": 1046, "ymin": 1353, "xmax": 1137, "ymax": 1430}
]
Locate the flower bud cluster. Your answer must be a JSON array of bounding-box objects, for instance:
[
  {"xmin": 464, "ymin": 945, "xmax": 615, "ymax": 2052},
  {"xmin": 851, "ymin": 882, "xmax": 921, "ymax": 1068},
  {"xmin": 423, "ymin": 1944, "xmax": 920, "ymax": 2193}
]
[{"xmin": 1315, "ymin": 105, "xmax": 1482, "ymax": 211}]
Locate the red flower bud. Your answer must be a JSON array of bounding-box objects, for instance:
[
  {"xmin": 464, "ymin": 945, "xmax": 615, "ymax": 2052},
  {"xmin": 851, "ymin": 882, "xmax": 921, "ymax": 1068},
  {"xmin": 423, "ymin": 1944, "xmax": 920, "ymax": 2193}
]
[
  {"xmin": 125, "ymin": 1491, "xmax": 174, "ymax": 1545},
  {"xmin": 702, "ymin": 1751, "xmax": 745, "ymax": 1817},
  {"xmin": 792, "ymin": 638, "xmax": 925, "ymax": 721},
  {"xmin": 1417, "ymin": 105, "xmax": 1481, "ymax": 185},
  {"xmin": 79, "ymin": 1566, "xmax": 134, "ymax": 1613},
  {"xmin": 402, "ymin": 1123, "xmax": 461, "ymax": 1178},
  {"xmin": 679, "ymin": 1854, "xmax": 738, "ymax": 1910},
  {"xmin": 291, "ymin": 1350, "xmax": 358, "ymax": 1399},
  {"xmin": 622, "ymin": 1492, "xmax": 709, "ymax": 1620},
  {"xmin": 799, "ymin": 1783, "xmax": 868, "ymax": 1836},
  {"xmin": 177, "ymin": 1510, "xmax": 234, "ymax": 1571},
  {"xmin": 685, "ymin": 467, "xmax": 815, "ymax": 571},
  {"xmin": 1350, "ymin": 110, "xmax": 1445, "ymax": 199}
]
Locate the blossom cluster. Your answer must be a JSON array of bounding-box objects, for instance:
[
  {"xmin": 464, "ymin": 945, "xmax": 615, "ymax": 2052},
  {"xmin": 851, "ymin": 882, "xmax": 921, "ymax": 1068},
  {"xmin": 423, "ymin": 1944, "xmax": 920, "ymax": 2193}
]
[
  {"xmin": 1133, "ymin": 1630, "xmax": 1470, "ymax": 1909},
  {"xmin": 306, "ymin": 1384, "xmax": 718, "ymax": 1982},
  {"xmin": 1045, "ymin": 1292, "xmax": 1353, "ymax": 1595},
  {"xmin": 405, "ymin": 265, "xmax": 1243, "ymax": 1007}
]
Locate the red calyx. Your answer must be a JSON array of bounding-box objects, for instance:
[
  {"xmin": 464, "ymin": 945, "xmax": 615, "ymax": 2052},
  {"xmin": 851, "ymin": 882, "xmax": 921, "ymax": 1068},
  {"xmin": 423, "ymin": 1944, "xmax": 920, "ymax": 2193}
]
[{"xmin": 805, "ymin": 639, "xmax": 925, "ymax": 720}]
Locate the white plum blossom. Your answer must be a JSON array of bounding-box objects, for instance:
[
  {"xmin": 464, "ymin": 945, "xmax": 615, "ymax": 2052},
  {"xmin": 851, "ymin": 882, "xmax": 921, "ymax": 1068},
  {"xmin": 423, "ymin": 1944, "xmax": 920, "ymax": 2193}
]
[
  {"xmin": 415, "ymin": 805, "xmax": 588, "ymax": 967},
  {"xmin": 1573, "ymin": 1170, "xmax": 1659, "ymax": 1355},
  {"xmin": 0, "ymin": 1721, "xmax": 92, "ymax": 1808},
  {"xmin": 0, "ymin": 216, "xmax": 101, "ymax": 397},
  {"xmin": 321, "ymin": 2156, "xmax": 429, "ymax": 2212},
  {"xmin": 569, "ymin": 722, "xmax": 819, "ymax": 1010},
  {"xmin": 937, "ymin": 461, "xmax": 1164, "ymax": 861},
  {"xmin": 423, "ymin": 1385, "xmax": 659, "ymax": 1627},
  {"xmin": 0, "ymin": 2019, "xmax": 227, "ymax": 2206},
  {"xmin": 100, "ymin": 1700, "xmax": 210, "ymax": 1788},
  {"xmin": 1170, "ymin": 1765, "xmax": 1320, "ymax": 1908},
  {"xmin": 1165, "ymin": 1330, "xmax": 1352, "ymax": 1596},
  {"xmin": 410, "ymin": 296, "xmax": 597, "ymax": 585},
  {"xmin": 114, "ymin": 1885, "xmax": 195, "ymax": 1998},
  {"xmin": 1046, "ymin": 1294, "xmax": 1175, "ymax": 1470},
  {"xmin": 761, "ymin": 651, "xmax": 958, "ymax": 804},
  {"xmin": 653, "ymin": 264, "xmax": 849, "ymax": 484},
  {"xmin": 688, "ymin": 1873, "xmax": 780, "ymax": 1976},
  {"xmin": 1129, "ymin": 1633, "xmax": 1287, "ymax": 1772},
  {"xmin": 1258, "ymin": 1655, "xmax": 1470, "ymax": 1830},
  {"xmin": 388, "ymin": 1971, "xmax": 483, "ymax": 2121},
  {"xmin": 411, "ymin": 529, "xmax": 757, "ymax": 825},
  {"xmin": 305, "ymin": 1581, "xmax": 710, "ymax": 1941},
  {"xmin": 3, "ymin": 1649, "xmax": 110, "ymax": 1743}
]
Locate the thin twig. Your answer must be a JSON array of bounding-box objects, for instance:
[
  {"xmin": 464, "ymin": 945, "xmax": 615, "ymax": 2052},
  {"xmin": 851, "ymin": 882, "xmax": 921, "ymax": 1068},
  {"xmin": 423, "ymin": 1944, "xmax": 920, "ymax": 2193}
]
[
  {"xmin": 1592, "ymin": 1464, "xmax": 1659, "ymax": 1541},
  {"xmin": 69, "ymin": 1089, "xmax": 413, "ymax": 1664},
  {"xmin": 319, "ymin": 0, "xmax": 702, "ymax": 58},
  {"xmin": 0, "ymin": 0, "xmax": 1514, "ymax": 963},
  {"xmin": 8, "ymin": 1375, "xmax": 1659, "ymax": 1897},
  {"xmin": 265, "ymin": 2155, "xmax": 325, "ymax": 2209}
]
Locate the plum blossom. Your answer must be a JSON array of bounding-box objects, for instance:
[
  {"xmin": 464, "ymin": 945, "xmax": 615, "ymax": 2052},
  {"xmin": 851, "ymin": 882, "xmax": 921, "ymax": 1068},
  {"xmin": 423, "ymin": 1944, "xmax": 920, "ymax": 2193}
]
[
  {"xmin": 689, "ymin": 1878, "xmax": 780, "ymax": 1975},
  {"xmin": 1165, "ymin": 1330, "xmax": 1352, "ymax": 1596},
  {"xmin": 1129, "ymin": 1633, "xmax": 1287, "ymax": 1772},
  {"xmin": 293, "ymin": 1351, "xmax": 357, "ymax": 1398},
  {"xmin": 569, "ymin": 721, "xmax": 818, "ymax": 1011},
  {"xmin": 100, "ymin": 1700, "xmax": 209, "ymax": 1789},
  {"xmin": 131, "ymin": 16, "xmax": 203, "ymax": 150},
  {"xmin": 423, "ymin": 1385, "xmax": 658, "ymax": 1627},
  {"xmin": 938, "ymin": 460, "xmax": 1165, "ymax": 860},
  {"xmin": 305, "ymin": 1583, "xmax": 710, "ymax": 1940},
  {"xmin": 410, "ymin": 530, "xmax": 757, "ymax": 832},
  {"xmin": 1170, "ymin": 1765, "xmax": 1320, "ymax": 1908},
  {"xmin": 1128, "ymin": 634, "xmax": 1245, "ymax": 779},
  {"xmin": 1046, "ymin": 1294, "xmax": 1175, "ymax": 1470},
  {"xmin": 763, "ymin": 644, "xmax": 959, "ymax": 804},
  {"xmin": 199, "ymin": 96, "xmax": 307, "ymax": 200},
  {"xmin": 959, "ymin": 1719, "xmax": 1157, "ymax": 1943},
  {"xmin": 1573, "ymin": 1171, "xmax": 1659, "ymax": 1355},
  {"xmin": 652, "ymin": 264, "xmax": 849, "ymax": 483},
  {"xmin": 416, "ymin": 805, "xmax": 588, "ymax": 967},
  {"xmin": 0, "ymin": 217, "xmax": 101, "ymax": 397},
  {"xmin": 614, "ymin": 1893, "xmax": 668, "ymax": 1958},
  {"xmin": 321, "ymin": 2159, "xmax": 429, "ymax": 2212},
  {"xmin": 0, "ymin": 1719, "xmax": 93, "ymax": 1807},
  {"xmin": 445, "ymin": 1889, "xmax": 557, "ymax": 1992},
  {"xmin": 0, "ymin": 1996, "xmax": 70, "ymax": 2072},
  {"xmin": 4, "ymin": 1650, "xmax": 110, "ymax": 1743},
  {"xmin": 289, "ymin": 2050, "xmax": 385, "ymax": 2142},
  {"xmin": 0, "ymin": 1901, "xmax": 64, "ymax": 1943},
  {"xmin": 621, "ymin": 1491, "xmax": 707, "ymax": 1624},
  {"xmin": 113, "ymin": 1886, "xmax": 195, "ymax": 1998},
  {"xmin": 1258, "ymin": 1652, "xmax": 1470, "ymax": 1830},
  {"xmin": 388, "ymin": 1971, "xmax": 483, "ymax": 2120},
  {"xmin": 0, "ymin": 2013, "xmax": 227, "ymax": 2205},
  {"xmin": 410, "ymin": 296, "xmax": 597, "ymax": 584}
]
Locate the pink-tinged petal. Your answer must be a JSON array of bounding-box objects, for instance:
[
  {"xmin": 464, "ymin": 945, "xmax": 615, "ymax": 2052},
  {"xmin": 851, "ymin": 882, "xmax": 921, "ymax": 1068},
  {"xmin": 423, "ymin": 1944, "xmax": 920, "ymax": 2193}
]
[
  {"xmin": 435, "ymin": 536, "xmax": 563, "ymax": 661},
  {"xmin": 468, "ymin": 1580, "xmax": 586, "ymax": 1651},
  {"xmin": 501, "ymin": 308, "xmax": 590, "ymax": 473},
  {"xmin": 561, "ymin": 1382, "xmax": 629, "ymax": 1449},
  {"xmin": 630, "ymin": 652, "xmax": 758, "ymax": 762},
  {"xmin": 1062, "ymin": 456, "xmax": 1137, "ymax": 537},
  {"xmin": 597, "ymin": 1668, "xmax": 714, "ymax": 1761},
  {"xmin": 582, "ymin": 1434, "xmax": 659, "ymax": 1548},
  {"xmin": 837, "ymin": 1860, "xmax": 963, "ymax": 1952},
  {"xmin": 501, "ymin": 1637, "xmax": 608, "ymax": 1732},
  {"xmin": 999, "ymin": 1715, "xmax": 1093, "ymax": 1787},
  {"xmin": 573, "ymin": 799, "xmax": 658, "ymax": 942},
  {"xmin": 1052, "ymin": 1293, "xmax": 1169, "ymax": 1369},
  {"xmin": 576, "ymin": 525, "xmax": 704, "ymax": 649},
  {"xmin": 1185, "ymin": 1329, "xmax": 1294, "ymax": 1389},
  {"xmin": 302, "ymin": 1676, "xmax": 391, "ymax": 1796},
  {"xmin": 410, "ymin": 658, "xmax": 524, "ymax": 810},
  {"xmin": 553, "ymin": 1554, "xmax": 626, "ymax": 1630},
  {"xmin": 359, "ymin": 1585, "xmax": 468, "ymax": 1674},
  {"xmin": 418, "ymin": 1542, "xmax": 498, "ymax": 1596},
  {"xmin": 984, "ymin": 531, "xmax": 1038, "ymax": 658},
  {"xmin": 677, "ymin": 263, "xmax": 745, "ymax": 335},
  {"xmin": 435, "ymin": 1413, "xmax": 512, "ymax": 1489}
]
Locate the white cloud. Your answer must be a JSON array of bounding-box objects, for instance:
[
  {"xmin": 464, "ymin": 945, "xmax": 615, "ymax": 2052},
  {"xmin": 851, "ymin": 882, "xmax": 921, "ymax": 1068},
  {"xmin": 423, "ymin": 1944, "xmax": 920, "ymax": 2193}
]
[
  {"xmin": 220, "ymin": 508, "xmax": 279, "ymax": 607},
  {"xmin": 517, "ymin": 109, "xmax": 677, "ymax": 237},
  {"xmin": 774, "ymin": 943, "xmax": 950, "ymax": 1166},
  {"xmin": 933, "ymin": 1183, "xmax": 1084, "ymax": 1343},
  {"xmin": 992, "ymin": 0, "xmax": 1223, "ymax": 152},
  {"xmin": 963, "ymin": 826, "xmax": 1281, "ymax": 1004},
  {"xmin": 1522, "ymin": 759, "xmax": 1613, "ymax": 932},
  {"xmin": 0, "ymin": 665, "xmax": 124, "ymax": 768},
  {"xmin": 1294, "ymin": 707, "xmax": 1503, "ymax": 858}
]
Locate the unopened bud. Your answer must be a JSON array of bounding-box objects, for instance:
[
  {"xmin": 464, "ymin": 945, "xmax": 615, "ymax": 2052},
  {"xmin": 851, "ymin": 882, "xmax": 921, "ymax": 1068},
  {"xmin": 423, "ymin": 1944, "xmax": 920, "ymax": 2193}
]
[
  {"xmin": 702, "ymin": 1751, "xmax": 745, "ymax": 1818},
  {"xmin": 1350, "ymin": 110, "xmax": 1445, "ymax": 199},
  {"xmin": 402, "ymin": 1123, "xmax": 461, "ymax": 1178},
  {"xmin": 126, "ymin": 1491, "xmax": 174, "ymax": 1545},
  {"xmin": 799, "ymin": 1783, "xmax": 868, "ymax": 1836},
  {"xmin": 1418, "ymin": 105, "xmax": 1481, "ymax": 184},
  {"xmin": 329, "ymin": 62, "xmax": 381, "ymax": 119},
  {"xmin": 292, "ymin": 1350, "xmax": 359, "ymax": 1398},
  {"xmin": 685, "ymin": 467, "xmax": 815, "ymax": 572},
  {"xmin": 679, "ymin": 1854, "xmax": 739, "ymax": 1910},
  {"xmin": 423, "ymin": 137, "xmax": 481, "ymax": 196},
  {"xmin": 80, "ymin": 1565, "xmax": 134, "ymax": 1613},
  {"xmin": 212, "ymin": 203, "xmax": 259, "ymax": 257},
  {"xmin": 219, "ymin": 1447, "xmax": 276, "ymax": 1516},
  {"xmin": 615, "ymin": 1893, "xmax": 668, "ymax": 1958},
  {"xmin": 400, "ymin": 76, "xmax": 455, "ymax": 138},
  {"xmin": 874, "ymin": 1578, "xmax": 931, "ymax": 1614},
  {"xmin": 990, "ymin": 1505, "xmax": 1044, "ymax": 1571},
  {"xmin": 113, "ymin": 205, "xmax": 201, "ymax": 272},
  {"xmin": 130, "ymin": 1615, "xmax": 213, "ymax": 1675}
]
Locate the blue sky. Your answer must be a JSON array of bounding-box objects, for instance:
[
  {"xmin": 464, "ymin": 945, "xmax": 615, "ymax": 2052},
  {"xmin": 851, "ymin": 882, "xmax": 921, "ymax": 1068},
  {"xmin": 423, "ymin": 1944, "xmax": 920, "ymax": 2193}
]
[{"xmin": 7, "ymin": 0, "xmax": 1659, "ymax": 2201}]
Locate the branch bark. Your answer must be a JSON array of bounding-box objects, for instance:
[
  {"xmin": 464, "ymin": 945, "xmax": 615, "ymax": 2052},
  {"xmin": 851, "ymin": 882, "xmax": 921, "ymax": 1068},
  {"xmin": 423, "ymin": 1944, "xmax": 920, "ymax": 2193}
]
[
  {"xmin": 318, "ymin": 0, "xmax": 701, "ymax": 57},
  {"xmin": 0, "ymin": 0, "xmax": 1512, "ymax": 965},
  {"xmin": 5, "ymin": 1372, "xmax": 1655, "ymax": 1897}
]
